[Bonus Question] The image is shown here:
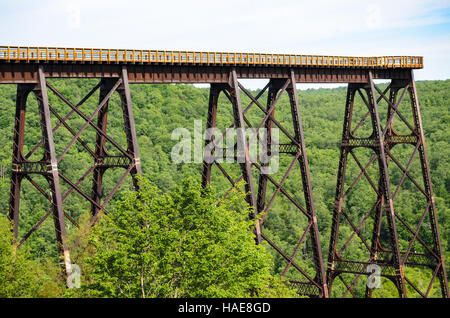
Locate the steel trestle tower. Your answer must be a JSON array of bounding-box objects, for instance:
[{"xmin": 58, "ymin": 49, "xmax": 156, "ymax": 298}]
[
  {"xmin": 201, "ymin": 69, "xmax": 328, "ymax": 297},
  {"xmin": 327, "ymin": 71, "xmax": 448, "ymax": 298}
]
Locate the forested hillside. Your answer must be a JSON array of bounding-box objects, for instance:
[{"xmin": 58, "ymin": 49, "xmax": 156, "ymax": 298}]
[{"xmin": 0, "ymin": 78, "xmax": 448, "ymax": 298}]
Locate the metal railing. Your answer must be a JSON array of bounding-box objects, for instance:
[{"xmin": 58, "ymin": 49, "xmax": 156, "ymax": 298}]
[{"xmin": 0, "ymin": 46, "xmax": 423, "ymax": 69}]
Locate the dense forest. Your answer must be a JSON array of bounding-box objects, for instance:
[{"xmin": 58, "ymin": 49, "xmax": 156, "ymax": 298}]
[{"xmin": 0, "ymin": 78, "xmax": 448, "ymax": 298}]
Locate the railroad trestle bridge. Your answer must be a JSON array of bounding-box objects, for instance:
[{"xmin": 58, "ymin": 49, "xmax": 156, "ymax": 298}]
[{"xmin": 0, "ymin": 46, "xmax": 447, "ymax": 298}]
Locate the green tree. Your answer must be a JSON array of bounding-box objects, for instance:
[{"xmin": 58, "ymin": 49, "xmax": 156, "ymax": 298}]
[
  {"xmin": 0, "ymin": 216, "xmax": 65, "ymax": 297},
  {"xmin": 79, "ymin": 177, "xmax": 296, "ymax": 298}
]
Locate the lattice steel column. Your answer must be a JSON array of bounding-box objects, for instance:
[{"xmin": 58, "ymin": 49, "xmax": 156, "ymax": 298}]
[
  {"xmin": 327, "ymin": 71, "xmax": 448, "ymax": 298},
  {"xmin": 91, "ymin": 79, "xmax": 112, "ymax": 216},
  {"xmin": 230, "ymin": 69, "xmax": 263, "ymax": 243},
  {"xmin": 9, "ymin": 84, "xmax": 31, "ymax": 239},
  {"xmin": 202, "ymin": 83, "xmax": 225, "ymax": 189},
  {"xmin": 91, "ymin": 67, "xmax": 142, "ymax": 216},
  {"xmin": 286, "ymin": 70, "xmax": 328, "ymax": 298},
  {"xmin": 9, "ymin": 66, "xmax": 72, "ymax": 276},
  {"xmin": 120, "ymin": 67, "xmax": 142, "ymax": 181},
  {"xmin": 255, "ymin": 79, "xmax": 282, "ymax": 226},
  {"xmin": 408, "ymin": 70, "xmax": 448, "ymax": 297}
]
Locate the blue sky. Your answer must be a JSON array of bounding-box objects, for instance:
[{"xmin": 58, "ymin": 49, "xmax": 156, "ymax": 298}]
[{"xmin": 1, "ymin": 0, "xmax": 449, "ymax": 87}]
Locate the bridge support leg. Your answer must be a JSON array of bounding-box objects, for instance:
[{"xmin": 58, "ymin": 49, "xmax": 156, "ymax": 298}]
[
  {"xmin": 91, "ymin": 67, "xmax": 142, "ymax": 216},
  {"xmin": 408, "ymin": 71, "xmax": 448, "ymax": 297},
  {"xmin": 228, "ymin": 69, "xmax": 262, "ymax": 244},
  {"xmin": 9, "ymin": 84, "xmax": 31, "ymax": 240},
  {"xmin": 286, "ymin": 70, "xmax": 328, "ymax": 298},
  {"xmin": 201, "ymin": 69, "xmax": 328, "ymax": 297},
  {"xmin": 9, "ymin": 66, "xmax": 72, "ymax": 276},
  {"xmin": 202, "ymin": 84, "xmax": 223, "ymax": 189},
  {"xmin": 327, "ymin": 71, "xmax": 448, "ymax": 298},
  {"xmin": 91, "ymin": 79, "xmax": 111, "ymax": 216}
]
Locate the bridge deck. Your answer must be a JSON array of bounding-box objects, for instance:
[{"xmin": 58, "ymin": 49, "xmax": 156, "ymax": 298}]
[{"xmin": 0, "ymin": 46, "xmax": 422, "ymax": 84}]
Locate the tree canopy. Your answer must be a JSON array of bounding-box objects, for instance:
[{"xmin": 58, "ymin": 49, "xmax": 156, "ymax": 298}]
[{"xmin": 72, "ymin": 177, "xmax": 296, "ymax": 298}]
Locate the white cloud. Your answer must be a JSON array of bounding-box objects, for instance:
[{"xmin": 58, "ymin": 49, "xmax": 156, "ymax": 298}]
[{"xmin": 3, "ymin": 0, "xmax": 448, "ymax": 48}]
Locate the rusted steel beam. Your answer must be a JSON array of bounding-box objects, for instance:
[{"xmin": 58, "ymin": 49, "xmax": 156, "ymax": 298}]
[
  {"xmin": 228, "ymin": 69, "xmax": 261, "ymax": 244},
  {"xmin": 409, "ymin": 70, "xmax": 448, "ymax": 297},
  {"xmin": 287, "ymin": 70, "xmax": 328, "ymax": 297},
  {"xmin": 201, "ymin": 84, "xmax": 221, "ymax": 188},
  {"xmin": 0, "ymin": 63, "xmax": 413, "ymax": 84}
]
